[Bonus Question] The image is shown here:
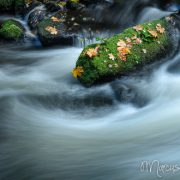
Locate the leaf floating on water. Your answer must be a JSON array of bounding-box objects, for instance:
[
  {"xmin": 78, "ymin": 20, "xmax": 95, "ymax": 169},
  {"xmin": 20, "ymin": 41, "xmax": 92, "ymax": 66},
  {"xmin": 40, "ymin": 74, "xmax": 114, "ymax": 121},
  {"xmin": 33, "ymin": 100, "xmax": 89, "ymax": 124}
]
[
  {"xmin": 45, "ymin": 26, "xmax": 58, "ymax": 35},
  {"xmin": 72, "ymin": 66, "xmax": 84, "ymax": 78}
]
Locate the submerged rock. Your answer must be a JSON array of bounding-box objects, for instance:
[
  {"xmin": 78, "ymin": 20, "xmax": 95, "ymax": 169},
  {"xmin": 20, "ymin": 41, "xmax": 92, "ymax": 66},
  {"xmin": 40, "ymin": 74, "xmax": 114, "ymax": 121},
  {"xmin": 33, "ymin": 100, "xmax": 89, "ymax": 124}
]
[
  {"xmin": 72, "ymin": 13, "xmax": 179, "ymax": 86},
  {"xmin": 0, "ymin": 19, "xmax": 24, "ymax": 41}
]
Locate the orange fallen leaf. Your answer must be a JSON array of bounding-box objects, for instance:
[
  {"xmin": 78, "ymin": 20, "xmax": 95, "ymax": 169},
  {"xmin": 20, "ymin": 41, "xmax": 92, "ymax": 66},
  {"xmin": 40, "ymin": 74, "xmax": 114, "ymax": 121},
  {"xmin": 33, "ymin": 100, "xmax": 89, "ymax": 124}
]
[
  {"xmin": 126, "ymin": 43, "xmax": 133, "ymax": 48},
  {"xmin": 51, "ymin": 16, "xmax": 61, "ymax": 22},
  {"xmin": 131, "ymin": 35, "xmax": 137, "ymax": 40},
  {"xmin": 86, "ymin": 47, "xmax": 98, "ymax": 58},
  {"xmin": 135, "ymin": 38, "xmax": 142, "ymax": 44},
  {"xmin": 117, "ymin": 47, "xmax": 131, "ymax": 55},
  {"xmin": 72, "ymin": 66, "xmax": 84, "ymax": 78},
  {"xmin": 133, "ymin": 25, "xmax": 143, "ymax": 32},
  {"xmin": 118, "ymin": 53, "xmax": 127, "ymax": 61},
  {"xmin": 45, "ymin": 26, "xmax": 58, "ymax": 35},
  {"xmin": 156, "ymin": 24, "xmax": 165, "ymax": 34},
  {"xmin": 148, "ymin": 30, "xmax": 158, "ymax": 38},
  {"xmin": 125, "ymin": 37, "xmax": 132, "ymax": 43},
  {"xmin": 117, "ymin": 40, "xmax": 126, "ymax": 47},
  {"xmin": 125, "ymin": 37, "xmax": 133, "ymax": 48}
]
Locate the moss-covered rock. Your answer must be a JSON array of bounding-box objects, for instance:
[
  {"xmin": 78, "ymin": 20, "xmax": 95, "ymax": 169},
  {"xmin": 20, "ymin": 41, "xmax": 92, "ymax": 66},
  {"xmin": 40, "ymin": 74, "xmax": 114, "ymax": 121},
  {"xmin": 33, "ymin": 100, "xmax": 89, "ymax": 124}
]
[
  {"xmin": 0, "ymin": 19, "xmax": 24, "ymax": 40},
  {"xmin": 73, "ymin": 13, "xmax": 179, "ymax": 86}
]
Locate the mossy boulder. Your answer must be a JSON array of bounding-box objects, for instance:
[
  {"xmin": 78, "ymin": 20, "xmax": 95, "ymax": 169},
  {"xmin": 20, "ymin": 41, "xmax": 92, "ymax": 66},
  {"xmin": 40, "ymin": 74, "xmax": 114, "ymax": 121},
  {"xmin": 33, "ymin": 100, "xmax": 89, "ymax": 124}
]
[
  {"xmin": 0, "ymin": 19, "xmax": 24, "ymax": 40},
  {"xmin": 73, "ymin": 13, "xmax": 179, "ymax": 86}
]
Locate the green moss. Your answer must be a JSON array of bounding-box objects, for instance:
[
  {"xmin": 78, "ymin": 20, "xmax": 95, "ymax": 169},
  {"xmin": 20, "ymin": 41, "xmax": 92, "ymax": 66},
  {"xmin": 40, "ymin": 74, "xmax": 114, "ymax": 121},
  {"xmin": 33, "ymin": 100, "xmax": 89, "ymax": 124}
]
[
  {"xmin": 0, "ymin": 20, "xmax": 24, "ymax": 40},
  {"xmin": 75, "ymin": 18, "xmax": 169, "ymax": 86}
]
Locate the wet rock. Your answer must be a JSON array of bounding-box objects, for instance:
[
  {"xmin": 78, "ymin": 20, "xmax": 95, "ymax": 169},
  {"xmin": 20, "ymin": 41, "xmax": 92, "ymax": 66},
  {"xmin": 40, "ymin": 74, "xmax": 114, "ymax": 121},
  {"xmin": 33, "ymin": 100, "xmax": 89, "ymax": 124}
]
[
  {"xmin": 28, "ymin": 9, "xmax": 46, "ymax": 29},
  {"xmin": 0, "ymin": 19, "xmax": 25, "ymax": 41},
  {"xmin": 37, "ymin": 10, "xmax": 116, "ymax": 46},
  {"xmin": 37, "ymin": 12, "xmax": 75, "ymax": 46}
]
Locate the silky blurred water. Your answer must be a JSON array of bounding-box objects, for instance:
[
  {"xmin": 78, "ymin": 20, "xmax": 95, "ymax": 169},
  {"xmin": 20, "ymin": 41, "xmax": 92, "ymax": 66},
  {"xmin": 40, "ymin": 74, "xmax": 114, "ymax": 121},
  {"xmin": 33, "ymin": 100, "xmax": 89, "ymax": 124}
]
[{"xmin": 0, "ymin": 3, "xmax": 180, "ymax": 180}]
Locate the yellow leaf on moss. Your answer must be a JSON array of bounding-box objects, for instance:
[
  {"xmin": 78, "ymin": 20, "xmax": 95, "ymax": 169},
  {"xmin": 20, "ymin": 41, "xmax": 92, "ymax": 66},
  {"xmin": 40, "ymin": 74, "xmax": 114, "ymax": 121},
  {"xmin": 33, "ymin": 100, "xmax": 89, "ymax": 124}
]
[{"xmin": 72, "ymin": 66, "xmax": 84, "ymax": 78}]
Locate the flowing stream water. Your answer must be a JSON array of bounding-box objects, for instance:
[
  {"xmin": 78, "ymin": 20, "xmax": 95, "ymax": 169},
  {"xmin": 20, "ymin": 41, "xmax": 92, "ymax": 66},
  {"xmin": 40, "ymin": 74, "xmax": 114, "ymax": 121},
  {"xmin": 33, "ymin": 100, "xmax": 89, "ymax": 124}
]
[{"xmin": 0, "ymin": 3, "xmax": 180, "ymax": 180}]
